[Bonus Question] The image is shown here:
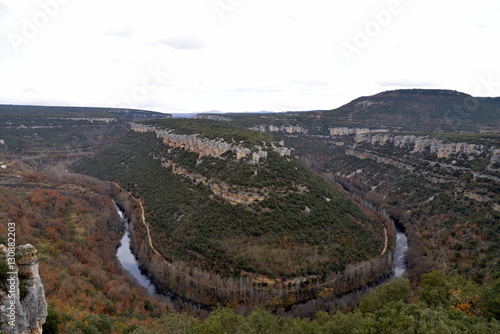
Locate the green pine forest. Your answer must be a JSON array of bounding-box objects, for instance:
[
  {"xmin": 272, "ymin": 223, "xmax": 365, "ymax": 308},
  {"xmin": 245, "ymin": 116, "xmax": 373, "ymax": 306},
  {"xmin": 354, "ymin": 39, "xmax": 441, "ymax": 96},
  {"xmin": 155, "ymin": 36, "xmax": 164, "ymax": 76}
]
[{"xmin": 72, "ymin": 122, "xmax": 385, "ymax": 279}]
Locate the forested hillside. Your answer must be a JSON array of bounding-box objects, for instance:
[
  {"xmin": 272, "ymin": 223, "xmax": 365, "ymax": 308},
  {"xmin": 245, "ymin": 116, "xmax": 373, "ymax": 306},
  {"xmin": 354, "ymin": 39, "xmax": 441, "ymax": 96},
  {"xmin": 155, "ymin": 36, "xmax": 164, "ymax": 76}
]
[{"xmin": 72, "ymin": 119, "xmax": 390, "ymax": 306}]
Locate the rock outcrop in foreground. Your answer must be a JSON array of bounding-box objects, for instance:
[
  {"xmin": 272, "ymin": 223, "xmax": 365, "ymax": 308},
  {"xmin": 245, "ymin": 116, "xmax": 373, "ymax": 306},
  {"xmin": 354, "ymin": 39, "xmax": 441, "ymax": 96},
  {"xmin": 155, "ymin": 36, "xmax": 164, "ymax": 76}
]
[{"xmin": 0, "ymin": 244, "xmax": 47, "ymax": 334}]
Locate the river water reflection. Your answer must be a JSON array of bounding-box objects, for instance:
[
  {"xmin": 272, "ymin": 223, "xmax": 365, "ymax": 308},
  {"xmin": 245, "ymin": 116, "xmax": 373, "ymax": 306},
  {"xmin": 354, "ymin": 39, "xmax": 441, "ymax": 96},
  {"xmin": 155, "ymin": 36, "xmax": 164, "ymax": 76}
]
[{"xmin": 115, "ymin": 204, "xmax": 157, "ymax": 295}]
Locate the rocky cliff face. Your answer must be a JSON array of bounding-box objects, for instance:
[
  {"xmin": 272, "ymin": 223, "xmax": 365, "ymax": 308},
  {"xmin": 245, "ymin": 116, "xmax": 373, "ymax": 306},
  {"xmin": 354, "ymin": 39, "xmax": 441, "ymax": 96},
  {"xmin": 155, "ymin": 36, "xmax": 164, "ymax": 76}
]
[
  {"xmin": 195, "ymin": 114, "xmax": 232, "ymax": 122},
  {"xmin": 251, "ymin": 124, "xmax": 308, "ymax": 134},
  {"xmin": 0, "ymin": 244, "xmax": 47, "ymax": 334},
  {"xmin": 353, "ymin": 133, "xmax": 485, "ymax": 158},
  {"xmin": 489, "ymin": 149, "xmax": 500, "ymax": 171},
  {"xmin": 329, "ymin": 127, "xmax": 488, "ymax": 159},
  {"xmin": 131, "ymin": 123, "xmax": 291, "ymax": 162},
  {"xmin": 158, "ymin": 159, "xmax": 267, "ymax": 205},
  {"xmin": 329, "ymin": 127, "xmax": 389, "ymax": 136}
]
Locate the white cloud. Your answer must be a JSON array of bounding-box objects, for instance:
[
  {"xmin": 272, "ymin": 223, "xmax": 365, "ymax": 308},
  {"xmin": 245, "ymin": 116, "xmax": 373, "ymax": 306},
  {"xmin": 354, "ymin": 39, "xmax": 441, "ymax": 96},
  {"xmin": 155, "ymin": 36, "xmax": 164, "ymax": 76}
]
[
  {"xmin": 105, "ymin": 29, "xmax": 135, "ymax": 39},
  {"xmin": 0, "ymin": 1, "xmax": 10, "ymax": 16},
  {"xmin": 0, "ymin": 0, "xmax": 498, "ymax": 113},
  {"xmin": 158, "ymin": 35, "xmax": 207, "ymax": 50},
  {"xmin": 377, "ymin": 79, "xmax": 441, "ymax": 89}
]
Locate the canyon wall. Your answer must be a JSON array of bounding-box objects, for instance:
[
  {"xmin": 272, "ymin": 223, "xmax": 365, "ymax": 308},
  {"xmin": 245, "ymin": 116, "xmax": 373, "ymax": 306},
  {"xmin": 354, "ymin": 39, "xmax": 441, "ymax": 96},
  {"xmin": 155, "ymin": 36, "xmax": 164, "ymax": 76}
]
[
  {"xmin": 158, "ymin": 159, "xmax": 266, "ymax": 205},
  {"xmin": 329, "ymin": 127, "xmax": 389, "ymax": 136},
  {"xmin": 131, "ymin": 123, "xmax": 291, "ymax": 163},
  {"xmin": 329, "ymin": 127, "xmax": 490, "ymax": 159},
  {"xmin": 354, "ymin": 133, "xmax": 485, "ymax": 158},
  {"xmin": 195, "ymin": 114, "xmax": 232, "ymax": 122},
  {"xmin": 251, "ymin": 124, "xmax": 309, "ymax": 134}
]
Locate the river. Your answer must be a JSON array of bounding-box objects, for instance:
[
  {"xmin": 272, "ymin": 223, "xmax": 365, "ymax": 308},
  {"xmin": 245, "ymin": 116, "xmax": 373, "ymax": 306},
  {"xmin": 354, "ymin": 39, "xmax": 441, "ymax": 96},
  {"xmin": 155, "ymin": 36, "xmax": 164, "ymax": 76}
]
[
  {"xmin": 115, "ymin": 203, "xmax": 408, "ymax": 314},
  {"xmin": 115, "ymin": 203, "xmax": 208, "ymax": 313},
  {"xmin": 115, "ymin": 203, "xmax": 157, "ymax": 295},
  {"xmin": 393, "ymin": 229, "xmax": 408, "ymax": 277}
]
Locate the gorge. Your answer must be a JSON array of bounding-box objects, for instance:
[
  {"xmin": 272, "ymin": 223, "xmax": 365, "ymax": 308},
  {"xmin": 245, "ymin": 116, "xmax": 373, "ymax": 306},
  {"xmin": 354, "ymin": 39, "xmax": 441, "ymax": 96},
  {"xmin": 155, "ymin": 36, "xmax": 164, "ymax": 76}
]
[
  {"xmin": 115, "ymin": 192, "xmax": 408, "ymax": 316},
  {"xmin": 1, "ymin": 89, "xmax": 498, "ymax": 331}
]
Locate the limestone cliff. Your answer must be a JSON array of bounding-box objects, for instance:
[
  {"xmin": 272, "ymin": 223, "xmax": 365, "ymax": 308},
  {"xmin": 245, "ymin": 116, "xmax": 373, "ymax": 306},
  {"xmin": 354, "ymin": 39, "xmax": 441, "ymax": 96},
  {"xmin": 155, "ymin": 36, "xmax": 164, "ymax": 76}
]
[
  {"xmin": 131, "ymin": 123, "xmax": 291, "ymax": 162},
  {"xmin": 158, "ymin": 159, "xmax": 267, "ymax": 205},
  {"xmin": 195, "ymin": 114, "xmax": 232, "ymax": 122},
  {"xmin": 353, "ymin": 133, "xmax": 485, "ymax": 158},
  {"xmin": 251, "ymin": 124, "xmax": 308, "ymax": 134},
  {"xmin": 489, "ymin": 149, "xmax": 500, "ymax": 171},
  {"xmin": 329, "ymin": 128, "xmax": 488, "ymax": 159},
  {"xmin": 0, "ymin": 244, "xmax": 47, "ymax": 334},
  {"xmin": 329, "ymin": 127, "xmax": 389, "ymax": 136}
]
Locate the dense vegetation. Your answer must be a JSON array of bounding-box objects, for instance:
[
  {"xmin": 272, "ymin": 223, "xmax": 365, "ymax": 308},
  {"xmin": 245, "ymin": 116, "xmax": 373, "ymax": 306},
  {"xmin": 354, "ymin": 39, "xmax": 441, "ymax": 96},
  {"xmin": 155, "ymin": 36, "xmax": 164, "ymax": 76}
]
[
  {"xmin": 297, "ymin": 136, "xmax": 500, "ymax": 283},
  {"xmin": 113, "ymin": 274, "xmax": 500, "ymax": 333},
  {"xmin": 73, "ymin": 125, "xmax": 385, "ymax": 279}
]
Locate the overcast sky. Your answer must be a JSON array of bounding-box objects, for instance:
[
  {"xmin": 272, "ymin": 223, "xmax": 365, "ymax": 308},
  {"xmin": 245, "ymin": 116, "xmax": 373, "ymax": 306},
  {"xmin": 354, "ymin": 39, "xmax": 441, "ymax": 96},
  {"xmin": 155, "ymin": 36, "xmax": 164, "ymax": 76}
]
[{"xmin": 1, "ymin": 0, "xmax": 499, "ymax": 113}]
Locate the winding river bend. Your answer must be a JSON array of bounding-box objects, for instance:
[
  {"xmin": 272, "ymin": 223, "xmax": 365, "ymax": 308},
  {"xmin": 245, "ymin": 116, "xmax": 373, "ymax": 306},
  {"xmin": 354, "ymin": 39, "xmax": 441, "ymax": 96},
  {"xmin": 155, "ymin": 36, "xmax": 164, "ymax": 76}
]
[
  {"xmin": 115, "ymin": 203, "xmax": 408, "ymax": 313},
  {"xmin": 115, "ymin": 203, "xmax": 208, "ymax": 313},
  {"xmin": 115, "ymin": 204, "xmax": 157, "ymax": 296}
]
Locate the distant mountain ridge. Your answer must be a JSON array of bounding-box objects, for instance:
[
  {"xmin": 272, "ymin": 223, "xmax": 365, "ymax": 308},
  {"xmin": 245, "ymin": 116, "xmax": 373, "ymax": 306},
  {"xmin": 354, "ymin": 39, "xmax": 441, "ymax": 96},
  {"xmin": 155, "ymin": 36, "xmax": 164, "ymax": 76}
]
[
  {"xmin": 323, "ymin": 89, "xmax": 498, "ymax": 131},
  {"xmin": 0, "ymin": 104, "xmax": 171, "ymax": 121},
  {"xmin": 0, "ymin": 104, "xmax": 171, "ymax": 154},
  {"xmin": 224, "ymin": 89, "xmax": 500, "ymax": 134}
]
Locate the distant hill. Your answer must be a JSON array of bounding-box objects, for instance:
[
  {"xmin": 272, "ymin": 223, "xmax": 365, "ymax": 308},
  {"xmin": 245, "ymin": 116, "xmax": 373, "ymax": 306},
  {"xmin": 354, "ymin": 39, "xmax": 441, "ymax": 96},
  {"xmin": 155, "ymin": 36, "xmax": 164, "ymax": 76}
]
[
  {"xmin": 321, "ymin": 89, "xmax": 499, "ymax": 132},
  {"xmin": 227, "ymin": 89, "xmax": 500, "ymax": 133},
  {"xmin": 0, "ymin": 105, "xmax": 171, "ymax": 154},
  {"xmin": 0, "ymin": 104, "xmax": 171, "ymax": 121}
]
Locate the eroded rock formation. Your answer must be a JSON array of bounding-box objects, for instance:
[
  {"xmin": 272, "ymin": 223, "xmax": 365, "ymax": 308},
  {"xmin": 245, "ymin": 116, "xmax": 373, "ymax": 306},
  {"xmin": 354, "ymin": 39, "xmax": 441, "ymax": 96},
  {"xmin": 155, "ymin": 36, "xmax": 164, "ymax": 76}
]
[
  {"xmin": 329, "ymin": 128, "xmax": 488, "ymax": 159},
  {"xmin": 0, "ymin": 244, "xmax": 47, "ymax": 334},
  {"xmin": 251, "ymin": 124, "xmax": 309, "ymax": 134},
  {"xmin": 195, "ymin": 114, "xmax": 232, "ymax": 122},
  {"xmin": 329, "ymin": 127, "xmax": 389, "ymax": 136},
  {"xmin": 159, "ymin": 159, "xmax": 267, "ymax": 205},
  {"xmin": 131, "ymin": 123, "xmax": 291, "ymax": 162}
]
